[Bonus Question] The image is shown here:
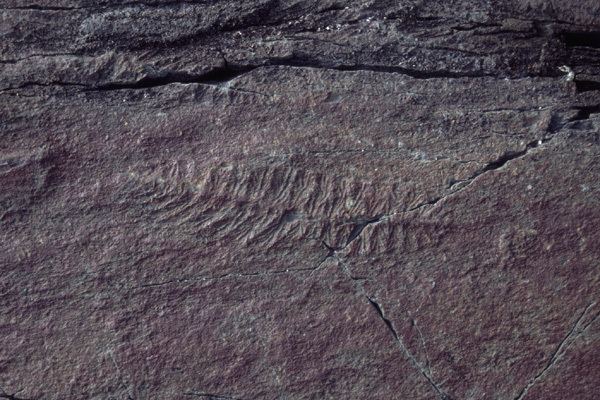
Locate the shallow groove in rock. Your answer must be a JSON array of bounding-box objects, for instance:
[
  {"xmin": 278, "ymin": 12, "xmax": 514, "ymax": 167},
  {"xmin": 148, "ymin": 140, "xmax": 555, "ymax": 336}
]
[
  {"xmin": 574, "ymin": 80, "xmax": 600, "ymax": 93},
  {"xmin": 185, "ymin": 391, "xmax": 245, "ymax": 400}
]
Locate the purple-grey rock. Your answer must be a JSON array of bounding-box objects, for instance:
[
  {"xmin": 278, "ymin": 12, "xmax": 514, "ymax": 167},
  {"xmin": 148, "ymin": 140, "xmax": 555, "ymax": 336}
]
[{"xmin": 1, "ymin": 1, "xmax": 599, "ymax": 399}]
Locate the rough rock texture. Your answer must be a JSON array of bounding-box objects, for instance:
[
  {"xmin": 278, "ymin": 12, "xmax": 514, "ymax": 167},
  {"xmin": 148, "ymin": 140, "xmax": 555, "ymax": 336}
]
[{"xmin": 1, "ymin": 1, "xmax": 600, "ymax": 399}]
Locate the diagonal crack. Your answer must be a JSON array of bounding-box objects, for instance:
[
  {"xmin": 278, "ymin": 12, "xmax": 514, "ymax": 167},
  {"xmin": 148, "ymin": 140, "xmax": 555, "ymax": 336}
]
[
  {"xmin": 514, "ymin": 302, "xmax": 597, "ymax": 400},
  {"xmin": 366, "ymin": 297, "xmax": 453, "ymax": 400},
  {"xmin": 336, "ymin": 259, "xmax": 452, "ymax": 399},
  {"xmin": 336, "ymin": 135, "xmax": 556, "ymax": 252},
  {"xmin": 329, "ymin": 133, "xmax": 559, "ymax": 400},
  {"xmin": 410, "ymin": 316, "xmax": 432, "ymax": 375},
  {"xmin": 436, "ymin": 136, "xmax": 552, "ymax": 204},
  {"xmin": 107, "ymin": 350, "xmax": 134, "ymax": 400},
  {"xmin": 345, "ymin": 215, "xmax": 384, "ymax": 247}
]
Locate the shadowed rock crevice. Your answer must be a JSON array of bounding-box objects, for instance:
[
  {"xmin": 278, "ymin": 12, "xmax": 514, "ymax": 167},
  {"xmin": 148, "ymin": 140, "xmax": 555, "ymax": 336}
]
[
  {"xmin": 574, "ymin": 80, "xmax": 600, "ymax": 92},
  {"xmin": 570, "ymin": 105, "xmax": 600, "ymax": 121},
  {"xmin": 21, "ymin": 53, "xmax": 592, "ymax": 93},
  {"xmin": 61, "ymin": 62, "xmax": 504, "ymax": 93},
  {"xmin": 90, "ymin": 66, "xmax": 256, "ymax": 91},
  {"xmin": 563, "ymin": 31, "xmax": 600, "ymax": 49},
  {"xmin": 4, "ymin": 15, "xmax": 599, "ymax": 93}
]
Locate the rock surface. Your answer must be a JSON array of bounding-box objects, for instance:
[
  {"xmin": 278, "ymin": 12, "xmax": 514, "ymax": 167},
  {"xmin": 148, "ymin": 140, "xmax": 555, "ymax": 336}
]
[{"xmin": 1, "ymin": 1, "xmax": 599, "ymax": 399}]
